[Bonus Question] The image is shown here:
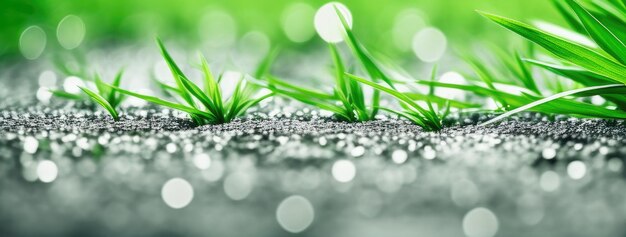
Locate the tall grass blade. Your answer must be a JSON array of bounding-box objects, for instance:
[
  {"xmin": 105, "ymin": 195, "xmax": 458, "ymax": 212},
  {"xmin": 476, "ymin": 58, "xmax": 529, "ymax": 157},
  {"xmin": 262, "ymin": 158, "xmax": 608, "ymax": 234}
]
[{"xmin": 482, "ymin": 84, "xmax": 626, "ymax": 125}]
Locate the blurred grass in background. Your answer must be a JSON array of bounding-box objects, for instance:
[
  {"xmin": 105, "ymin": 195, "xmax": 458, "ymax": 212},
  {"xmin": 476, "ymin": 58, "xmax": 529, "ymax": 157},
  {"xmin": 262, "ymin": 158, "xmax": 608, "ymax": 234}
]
[{"xmin": 2, "ymin": 0, "xmax": 562, "ymax": 61}]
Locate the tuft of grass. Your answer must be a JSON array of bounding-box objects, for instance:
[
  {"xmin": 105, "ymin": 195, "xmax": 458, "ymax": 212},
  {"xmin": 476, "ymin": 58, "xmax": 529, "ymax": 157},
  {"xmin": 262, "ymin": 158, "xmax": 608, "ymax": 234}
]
[
  {"xmin": 346, "ymin": 67, "xmax": 450, "ymax": 131},
  {"xmin": 109, "ymin": 38, "xmax": 272, "ymax": 125},
  {"xmin": 79, "ymin": 70, "xmax": 126, "ymax": 120},
  {"xmin": 256, "ymin": 44, "xmax": 373, "ymax": 122},
  {"xmin": 466, "ymin": 0, "xmax": 626, "ymax": 122},
  {"xmin": 256, "ymin": 7, "xmax": 406, "ymax": 122}
]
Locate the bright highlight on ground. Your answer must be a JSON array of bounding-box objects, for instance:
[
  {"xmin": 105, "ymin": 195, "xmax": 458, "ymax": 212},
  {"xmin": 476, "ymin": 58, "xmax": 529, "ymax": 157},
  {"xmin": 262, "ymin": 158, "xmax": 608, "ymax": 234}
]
[
  {"xmin": 37, "ymin": 160, "xmax": 58, "ymax": 183},
  {"xmin": 332, "ymin": 159, "xmax": 356, "ymax": 183},
  {"xmin": 276, "ymin": 195, "xmax": 315, "ymax": 233},
  {"xmin": 314, "ymin": 2, "xmax": 352, "ymax": 43},
  {"xmin": 161, "ymin": 178, "xmax": 194, "ymax": 209},
  {"xmin": 463, "ymin": 207, "xmax": 499, "ymax": 237}
]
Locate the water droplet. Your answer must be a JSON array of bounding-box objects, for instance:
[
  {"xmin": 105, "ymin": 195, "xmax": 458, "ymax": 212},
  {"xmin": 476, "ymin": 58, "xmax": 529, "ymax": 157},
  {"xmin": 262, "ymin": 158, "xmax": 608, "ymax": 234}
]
[
  {"xmin": 314, "ymin": 2, "xmax": 352, "ymax": 43},
  {"xmin": 567, "ymin": 161, "xmax": 587, "ymax": 180},
  {"xmin": 23, "ymin": 136, "xmax": 39, "ymax": 154},
  {"xmin": 38, "ymin": 70, "xmax": 57, "ymax": 87},
  {"xmin": 463, "ymin": 207, "xmax": 499, "ymax": 237},
  {"xmin": 37, "ymin": 160, "xmax": 58, "ymax": 183},
  {"xmin": 391, "ymin": 150, "xmax": 408, "ymax": 164},
  {"xmin": 193, "ymin": 153, "xmax": 211, "ymax": 170},
  {"xmin": 276, "ymin": 195, "xmax": 315, "ymax": 233},
  {"xmin": 392, "ymin": 9, "xmax": 425, "ymax": 51},
  {"xmin": 422, "ymin": 145, "xmax": 436, "ymax": 160},
  {"xmin": 36, "ymin": 87, "xmax": 53, "ymax": 104},
  {"xmin": 223, "ymin": 172, "xmax": 253, "ymax": 200},
  {"xmin": 282, "ymin": 3, "xmax": 316, "ymax": 43},
  {"xmin": 62, "ymin": 76, "xmax": 85, "ymax": 94},
  {"xmin": 350, "ymin": 146, "xmax": 365, "ymax": 157},
  {"xmin": 437, "ymin": 72, "xmax": 466, "ymax": 100},
  {"xmin": 199, "ymin": 10, "xmax": 237, "ymax": 48},
  {"xmin": 539, "ymin": 171, "xmax": 560, "ymax": 192},
  {"xmin": 19, "ymin": 26, "xmax": 47, "ymax": 60},
  {"xmin": 451, "ymin": 179, "xmax": 480, "ymax": 207},
  {"xmin": 542, "ymin": 148, "xmax": 556, "ymax": 160},
  {"xmin": 412, "ymin": 27, "xmax": 447, "ymax": 62},
  {"xmin": 57, "ymin": 15, "xmax": 86, "ymax": 49},
  {"xmin": 238, "ymin": 31, "xmax": 270, "ymax": 57},
  {"xmin": 331, "ymin": 159, "xmax": 356, "ymax": 183},
  {"xmin": 161, "ymin": 178, "xmax": 194, "ymax": 209}
]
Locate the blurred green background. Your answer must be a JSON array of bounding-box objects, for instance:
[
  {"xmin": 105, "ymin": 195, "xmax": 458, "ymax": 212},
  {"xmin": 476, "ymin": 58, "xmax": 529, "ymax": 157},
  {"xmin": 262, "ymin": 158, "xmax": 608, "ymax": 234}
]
[{"xmin": 2, "ymin": 0, "xmax": 563, "ymax": 61}]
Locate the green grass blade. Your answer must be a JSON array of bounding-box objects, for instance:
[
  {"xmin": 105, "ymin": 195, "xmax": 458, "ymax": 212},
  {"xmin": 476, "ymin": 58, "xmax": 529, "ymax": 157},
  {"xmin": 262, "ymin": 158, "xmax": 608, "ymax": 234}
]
[
  {"xmin": 482, "ymin": 84, "xmax": 626, "ymax": 126},
  {"xmin": 50, "ymin": 90, "xmax": 83, "ymax": 100},
  {"xmin": 267, "ymin": 76, "xmax": 335, "ymax": 100},
  {"xmin": 553, "ymin": 0, "xmax": 587, "ymax": 33},
  {"xmin": 109, "ymin": 85, "xmax": 215, "ymax": 120},
  {"xmin": 199, "ymin": 54, "xmax": 224, "ymax": 113},
  {"xmin": 79, "ymin": 87, "xmax": 119, "ymax": 120},
  {"xmin": 346, "ymin": 73, "xmax": 435, "ymax": 119},
  {"xmin": 254, "ymin": 47, "xmax": 280, "ymax": 79},
  {"xmin": 514, "ymin": 52, "xmax": 540, "ymax": 94},
  {"xmin": 156, "ymin": 38, "xmax": 197, "ymax": 108},
  {"xmin": 568, "ymin": 0, "xmax": 626, "ymax": 65},
  {"xmin": 381, "ymin": 107, "xmax": 427, "ymax": 128},
  {"xmin": 480, "ymin": 11, "xmax": 626, "ymax": 84},
  {"xmin": 108, "ymin": 69, "xmax": 124, "ymax": 107}
]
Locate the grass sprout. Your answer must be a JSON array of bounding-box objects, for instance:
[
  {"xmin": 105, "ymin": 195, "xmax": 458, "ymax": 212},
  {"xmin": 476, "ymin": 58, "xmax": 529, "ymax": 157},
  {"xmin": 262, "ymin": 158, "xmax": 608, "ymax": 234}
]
[
  {"xmin": 256, "ymin": 7, "xmax": 406, "ymax": 122},
  {"xmin": 79, "ymin": 70, "xmax": 125, "ymax": 120},
  {"xmin": 109, "ymin": 38, "xmax": 272, "ymax": 125},
  {"xmin": 346, "ymin": 67, "xmax": 450, "ymax": 131},
  {"xmin": 257, "ymin": 44, "xmax": 372, "ymax": 122}
]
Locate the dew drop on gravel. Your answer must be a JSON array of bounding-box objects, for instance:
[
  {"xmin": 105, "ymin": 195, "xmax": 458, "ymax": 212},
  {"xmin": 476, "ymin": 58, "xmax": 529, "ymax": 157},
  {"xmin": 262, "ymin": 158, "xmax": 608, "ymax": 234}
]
[
  {"xmin": 276, "ymin": 195, "xmax": 315, "ymax": 233},
  {"xmin": 423, "ymin": 146, "xmax": 436, "ymax": 160},
  {"xmin": 542, "ymin": 148, "xmax": 556, "ymax": 160},
  {"xmin": 192, "ymin": 153, "xmax": 211, "ymax": 170},
  {"xmin": 391, "ymin": 150, "xmax": 408, "ymax": 164},
  {"xmin": 161, "ymin": 178, "xmax": 194, "ymax": 209},
  {"xmin": 567, "ymin": 161, "xmax": 587, "ymax": 180},
  {"xmin": 539, "ymin": 171, "xmax": 560, "ymax": 192},
  {"xmin": 350, "ymin": 146, "xmax": 365, "ymax": 157},
  {"xmin": 412, "ymin": 27, "xmax": 447, "ymax": 62},
  {"xmin": 332, "ymin": 159, "xmax": 356, "ymax": 183},
  {"xmin": 23, "ymin": 137, "xmax": 39, "ymax": 154},
  {"xmin": 314, "ymin": 2, "xmax": 352, "ymax": 43},
  {"xmin": 463, "ymin": 207, "xmax": 499, "ymax": 237},
  {"xmin": 165, "ymin": 143, "xmax": 177, "ymax": 153},
  {"xmin": 37, "ymin": 160, "xmax": 58, "ymax": 183},
  {"xmin": 19, "ymin": 26, "xmax": 46, "ymax": 60},
  {"xmin": 57, "ymin": 15, "xmax": 85, "ymax": 49}
]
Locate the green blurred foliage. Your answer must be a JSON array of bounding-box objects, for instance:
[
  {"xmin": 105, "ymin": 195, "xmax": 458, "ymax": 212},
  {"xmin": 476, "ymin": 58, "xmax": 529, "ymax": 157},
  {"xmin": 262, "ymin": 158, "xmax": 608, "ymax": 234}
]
[{"xmin": 1, "ymin": 0, "xmax": 562, "ymax": 60}]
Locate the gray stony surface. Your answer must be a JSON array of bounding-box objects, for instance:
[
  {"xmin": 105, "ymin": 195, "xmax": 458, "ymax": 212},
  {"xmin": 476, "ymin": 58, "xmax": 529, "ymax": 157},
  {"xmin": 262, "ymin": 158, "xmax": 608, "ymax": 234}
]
[{"xmin": 1, "ymin": 104, "xmax": 626, "ymax": 237}]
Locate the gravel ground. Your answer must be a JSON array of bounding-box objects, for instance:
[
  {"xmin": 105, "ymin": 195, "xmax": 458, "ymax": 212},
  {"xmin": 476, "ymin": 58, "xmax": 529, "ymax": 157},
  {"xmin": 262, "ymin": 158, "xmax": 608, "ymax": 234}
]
[{"xmin": 1, "ymin": 103, "xmax": 626, "ymax": 237}]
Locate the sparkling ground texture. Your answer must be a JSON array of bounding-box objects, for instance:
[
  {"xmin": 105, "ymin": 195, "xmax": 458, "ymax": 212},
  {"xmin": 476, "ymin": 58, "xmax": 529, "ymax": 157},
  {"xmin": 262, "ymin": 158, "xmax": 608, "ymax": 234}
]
[{"xmin": 1, "ymin": 101, "xmax": 626, "ymax": 237}]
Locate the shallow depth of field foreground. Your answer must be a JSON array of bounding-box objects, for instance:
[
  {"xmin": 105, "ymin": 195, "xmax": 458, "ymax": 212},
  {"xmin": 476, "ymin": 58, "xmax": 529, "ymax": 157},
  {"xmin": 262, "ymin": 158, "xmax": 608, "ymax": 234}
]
[{"xmin": 2, "ymin": 0, "xmax": 626, "ymax": 237}]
